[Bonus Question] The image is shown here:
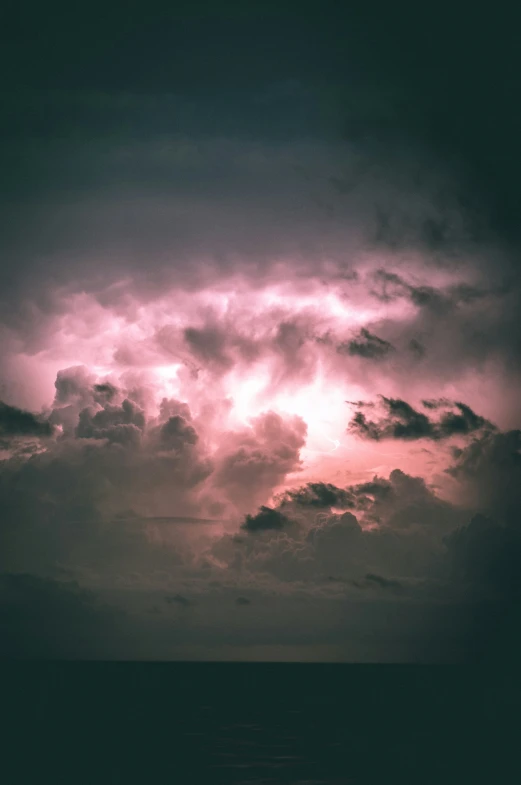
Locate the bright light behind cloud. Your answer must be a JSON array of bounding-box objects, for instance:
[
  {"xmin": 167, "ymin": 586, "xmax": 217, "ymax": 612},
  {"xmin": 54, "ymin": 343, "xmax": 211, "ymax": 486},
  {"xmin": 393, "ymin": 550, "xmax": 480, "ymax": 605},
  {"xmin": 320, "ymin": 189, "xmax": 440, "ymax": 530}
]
[
  {"xmin": 5, "ymin": 261, "xmax": 503, "ymax": 499},
  {"xmin": 261, "ymin": 365, "xmax": 348, "ymax": 453},
  {"xmin": 3, "ymin": 26, "xmax": 520, "ymax": 667}
]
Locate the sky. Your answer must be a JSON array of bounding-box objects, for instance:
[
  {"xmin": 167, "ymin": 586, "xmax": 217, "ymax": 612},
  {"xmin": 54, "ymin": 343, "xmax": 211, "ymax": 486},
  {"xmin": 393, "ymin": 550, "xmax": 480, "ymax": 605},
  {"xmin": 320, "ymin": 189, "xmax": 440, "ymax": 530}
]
[{"xmin": 1, "ymin": 1, "xmax": 520, "ymax": 661}]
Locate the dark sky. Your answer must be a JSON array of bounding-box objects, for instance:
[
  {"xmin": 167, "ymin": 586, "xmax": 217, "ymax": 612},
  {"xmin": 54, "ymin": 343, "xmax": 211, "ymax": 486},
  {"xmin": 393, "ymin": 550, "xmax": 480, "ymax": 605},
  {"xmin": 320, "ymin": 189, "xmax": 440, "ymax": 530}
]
[{"xmin": 3, "ymin": 1, "xmax": 520, "ymax": 235}]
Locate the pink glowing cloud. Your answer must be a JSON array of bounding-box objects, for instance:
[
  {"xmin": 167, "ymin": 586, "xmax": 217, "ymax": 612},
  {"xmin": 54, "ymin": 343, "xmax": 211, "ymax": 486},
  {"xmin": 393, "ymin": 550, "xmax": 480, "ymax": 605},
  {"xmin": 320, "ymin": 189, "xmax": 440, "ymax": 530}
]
[{"xmin": 1, "ymin": 252, "xmax": 512, "ymax": 526}]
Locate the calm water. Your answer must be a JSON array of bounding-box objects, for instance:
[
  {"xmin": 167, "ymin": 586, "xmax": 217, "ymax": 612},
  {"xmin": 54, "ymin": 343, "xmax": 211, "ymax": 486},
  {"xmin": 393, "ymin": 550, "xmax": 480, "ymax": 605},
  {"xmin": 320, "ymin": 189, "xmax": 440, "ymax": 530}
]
[{"xmin": 4, "ymin": 664, "xmax": 519, "ymax": 784}]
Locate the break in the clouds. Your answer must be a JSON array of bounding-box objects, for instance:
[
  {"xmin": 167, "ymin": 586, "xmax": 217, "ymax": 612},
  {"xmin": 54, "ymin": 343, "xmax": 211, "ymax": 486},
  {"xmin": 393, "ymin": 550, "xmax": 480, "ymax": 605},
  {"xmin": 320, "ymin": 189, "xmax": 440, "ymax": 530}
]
[{"xmin": 1, "ymin": 4, "xmax": 520, "ymax": 661}]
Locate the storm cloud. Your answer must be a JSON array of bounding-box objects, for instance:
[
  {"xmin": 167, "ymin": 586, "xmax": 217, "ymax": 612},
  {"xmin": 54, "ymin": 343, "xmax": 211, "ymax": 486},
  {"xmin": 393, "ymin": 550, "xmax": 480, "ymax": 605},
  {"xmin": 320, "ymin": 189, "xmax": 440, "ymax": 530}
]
[
  {"xmin": 349, "ymin": 397, "xmax": 492, "ymax": 442},
  {"xmin": 0, "ymin": 401, "xmax": 53, "ymax": 439},
  {"xmin": 337, "ymin": 328, "xmax": 394, "ymax": 360},
  {"xmin": 1, "ymin": 3, "xmax": 520, "ymax": 662}
]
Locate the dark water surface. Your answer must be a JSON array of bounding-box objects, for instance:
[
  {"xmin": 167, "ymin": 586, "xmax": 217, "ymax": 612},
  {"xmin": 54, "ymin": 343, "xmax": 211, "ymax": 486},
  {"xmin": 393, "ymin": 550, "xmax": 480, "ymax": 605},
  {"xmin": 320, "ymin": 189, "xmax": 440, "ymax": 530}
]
[{"xmin": 3, "ymin": 664, "xmax": 519, "ymax": 784}]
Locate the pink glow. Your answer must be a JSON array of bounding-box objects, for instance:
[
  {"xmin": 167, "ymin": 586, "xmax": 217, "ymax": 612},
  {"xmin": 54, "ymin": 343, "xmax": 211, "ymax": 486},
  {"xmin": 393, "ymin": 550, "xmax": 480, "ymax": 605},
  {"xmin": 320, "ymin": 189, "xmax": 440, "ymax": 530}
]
[{"xmin": 2, "ymin": 257, "xmax": 514, "ymax": 520}]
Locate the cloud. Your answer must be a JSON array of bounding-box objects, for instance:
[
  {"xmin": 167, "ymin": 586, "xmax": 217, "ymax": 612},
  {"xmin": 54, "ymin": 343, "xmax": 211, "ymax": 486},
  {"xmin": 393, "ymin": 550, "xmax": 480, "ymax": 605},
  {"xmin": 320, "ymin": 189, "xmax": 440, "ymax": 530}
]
[
  {"xmin": 441, "ymin": 511, "xmax": 521, "ymax": 663},
  {"xmin": 0, "ymin": 573, "xmax": 125, "ymax": 658},
  {"xmin": 437, "ymin": 402, "xmax": 490, "ymax": 438},
  {"xmin": 349, "ymin": 399, "xmax": 433, "ymax": 441},
  {"xmin": 275, "ymin": 468, "xmax": 460, "ymax": 534},
  {"xmin": 54, "ymin": 366, "xmax": 95, "ymax": 407},
  {"xmin": 305, "ymin": 511, "xmax": 364, "ymax": 571},
  {"xmin": 365, "ymin": 267, "xmax": 521, "ymax": 399},
  {"xmin": 0, "ymin": 401, "xmax": 53, "ymax": 439},
  {"xmin": 0, "ymin": 362, "xmax": 313, "ymax": 583},
  {"xmin": 353, "ymin": 573, "xmax": 404, "ymax": 592},
  {"xmin": 0, "ymin": 388, "xmax": 209, "ymax": 575},
  {"xmin": 337, "ymin": 328, "xmax": 394, "ymax": 360},
  {"xmin": 92, "ymin": 382, "xmax": 118, "ymax": 402},
  {"xmin": 212, "ymin": 412, "xmax": 307, "ymax": 512},
  {"xmin": 183, "ymin": 326, "xmax": 235, "ymax": 372},
  {"xmin": 370, "ymin": 270, "xmax": 490, "ymax": 312},
  {"xmin": 0, "ymin": 412, "xmax": 514, "ymax": 662},
  {"xmin": 231, "ymin": 464, "xmax": 461, "ymax": 589},
  {"xmin": 282, "ymin": 481, "xmax": 355, "ymax": 509},
  {"xmin": 349, "ymin": 397, "xmax": 492, "ymax": 442},
  {"xmin": 76, "ymin": 398, "xmax": 146, "ymax": 446},
  {"xmin": 165, "ymin": 593, "xmax": 192, "ymax": 607},
  {"xmin": 158, "ymin": 415, "xmax": 198, "ymax": 451},
  {"xmin": 422, "ymin": 397, "xmax": 452, "ymax": 409},
  {"xmin": 446, "ymin": 429, "xmax": 521, "ymax": 522},
  {"xmin": 0, "ymin": 22, "xmax": 520, "ymax": 664},
  {"xmin": 408, "ymin": 338, "xmax": 426, "ymax": 359},
  {"xmin": 242, "ymin": 506, "xmax": 291, "ymax": 533},
  {"xmin": 446, "ymin": 514, "xmax": 521, "ymax": 595}
]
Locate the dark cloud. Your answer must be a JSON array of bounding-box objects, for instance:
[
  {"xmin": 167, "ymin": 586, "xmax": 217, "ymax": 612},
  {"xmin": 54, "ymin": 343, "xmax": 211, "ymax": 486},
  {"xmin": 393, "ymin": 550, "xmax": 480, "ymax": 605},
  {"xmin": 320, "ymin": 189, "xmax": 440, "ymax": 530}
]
[
  {"xmin": 307, "ymin": 510, "xmax": 361, "ymax": 543},
  {"xmin": 408, "ymin": 338, "xmax": 426, "ymax": 359},
  {"xmin": 370, "ymin": 397, "xmax": 433, "ymax": 440},
  {"xmin": 159, "ymin": 415, "xmax": 198, "ymax": 450},
  {"xmin": 353, "ymin": 573, "xmax": 403, "ymax": 592},
  {"xmin": 300, "ymin": 511, "xmax": 432, "ymax": 579},
  {"xmin": 348, "ymin": 411, "xmax": 383, "ymax": 441},
  {"xmin": 438, "ymin": 403, "xmax": 489, "ymax": 438},
  {"xmin": 371, "ymin": 269, "xmax": 492, "ymax": 312},
  {"xmin": 184, "ymin": 326, "xmax": 234, "ymax": 372},
  {"xmin": 420, "ymin": 422, "xmax": 521, "ymax": 662},
  {"xmin": 338, "ymin": 328, "xmax": 394, "ymax": 360},
  {"xmin": 422, "ymin": 398, "xmax": 452, "ymax": 410},
  {"xmin": 366, "ymin": 268, "xmax": 521, "ymax": 390},
  {"xmin": 0, "ymin": 573, "xmax": 125, "ymax": 659},
  {"xmin": 278, "ymin": 470, "xmax": 455, "ymax": 534},
  {"xmin": 442, "ymin": 512, "xmax": 521, "ymax": 663},
  {"xmin": 370, "ymin": 269, "xmax": 409, "ymax": 303},
  {"xmin": 242, "ymin": 506, "xmax": 291, "ymax": 533},
  {"xmin": 0, "ymin": 364, "xmax": 313, "ymax": 587},
  {"xmin": 0, "ymin": 378, "xmax": 218, "ymax": 575},
  {"xmin": 446, "ymin": 429, "xmax": 521, "ymax": 523},
  {"xmin": 236, "ymin": 596, "xmax": 251, "ymax": 606},
  {"xmin": 283, "ymin": 482, "xmax": 355, "ymax": 509},
  {"xmin": 372, "ymin": 201, "xmax": 470, "ymax": 254},
  {"xmin": 409, "ymin": 285, "xmax": 450, "ymax": 313},
  {"xmin": 0, "ymin": 401, "xmax": 53, "ymax": 438},
  {"xmin": 93, "ymin": 382, "xmax": 118, "ymax": 403},
  {"xmin": 446, "ymin": 514, "xmax": 521, "ymax": 595},
  {"xmin": 165, "ymin": 593, "xmax": 192, "ymax": 607},
  {"xmin": 76, "ymin": 398, "xmax": 146, "ymax": 446},
  {"xmin": 349, "ymin": 397, "xmax": 492, "ymax": 442},
  {"xmin": 349, "ymin": 398, "xmax": 434, "ymax": 441}
]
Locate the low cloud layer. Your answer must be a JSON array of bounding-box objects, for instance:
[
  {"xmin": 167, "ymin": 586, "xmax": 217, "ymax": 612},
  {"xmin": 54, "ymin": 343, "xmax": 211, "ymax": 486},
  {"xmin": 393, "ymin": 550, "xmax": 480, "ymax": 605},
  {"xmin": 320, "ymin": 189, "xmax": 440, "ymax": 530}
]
[{"xmin": 0, "ymin": 368, "xmax": 519, "ymax": 660}]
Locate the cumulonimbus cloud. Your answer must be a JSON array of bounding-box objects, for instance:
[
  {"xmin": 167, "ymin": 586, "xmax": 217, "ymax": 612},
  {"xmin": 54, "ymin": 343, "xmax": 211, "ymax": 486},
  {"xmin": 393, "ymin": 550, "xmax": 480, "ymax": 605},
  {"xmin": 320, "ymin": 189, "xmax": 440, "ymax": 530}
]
[{"xmin": 1, "ymin": 35, "xmax": 521, "ymax": 661}]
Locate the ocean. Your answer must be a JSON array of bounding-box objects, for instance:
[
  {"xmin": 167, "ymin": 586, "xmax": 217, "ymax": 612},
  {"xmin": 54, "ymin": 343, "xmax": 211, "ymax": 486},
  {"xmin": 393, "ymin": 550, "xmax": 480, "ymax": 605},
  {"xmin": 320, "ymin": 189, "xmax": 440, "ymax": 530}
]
[{"xmin": 3, "ymin": 663, "xmax": 518, "ymax": 784}]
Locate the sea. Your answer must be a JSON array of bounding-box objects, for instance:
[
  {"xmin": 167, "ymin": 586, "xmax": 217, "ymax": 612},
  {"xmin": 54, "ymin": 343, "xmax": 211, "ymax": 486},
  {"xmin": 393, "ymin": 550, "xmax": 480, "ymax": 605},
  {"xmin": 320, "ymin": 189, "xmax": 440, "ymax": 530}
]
[{"xmin": 3, "ymin": 663, "xmax": 519, "ymax": 784}]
